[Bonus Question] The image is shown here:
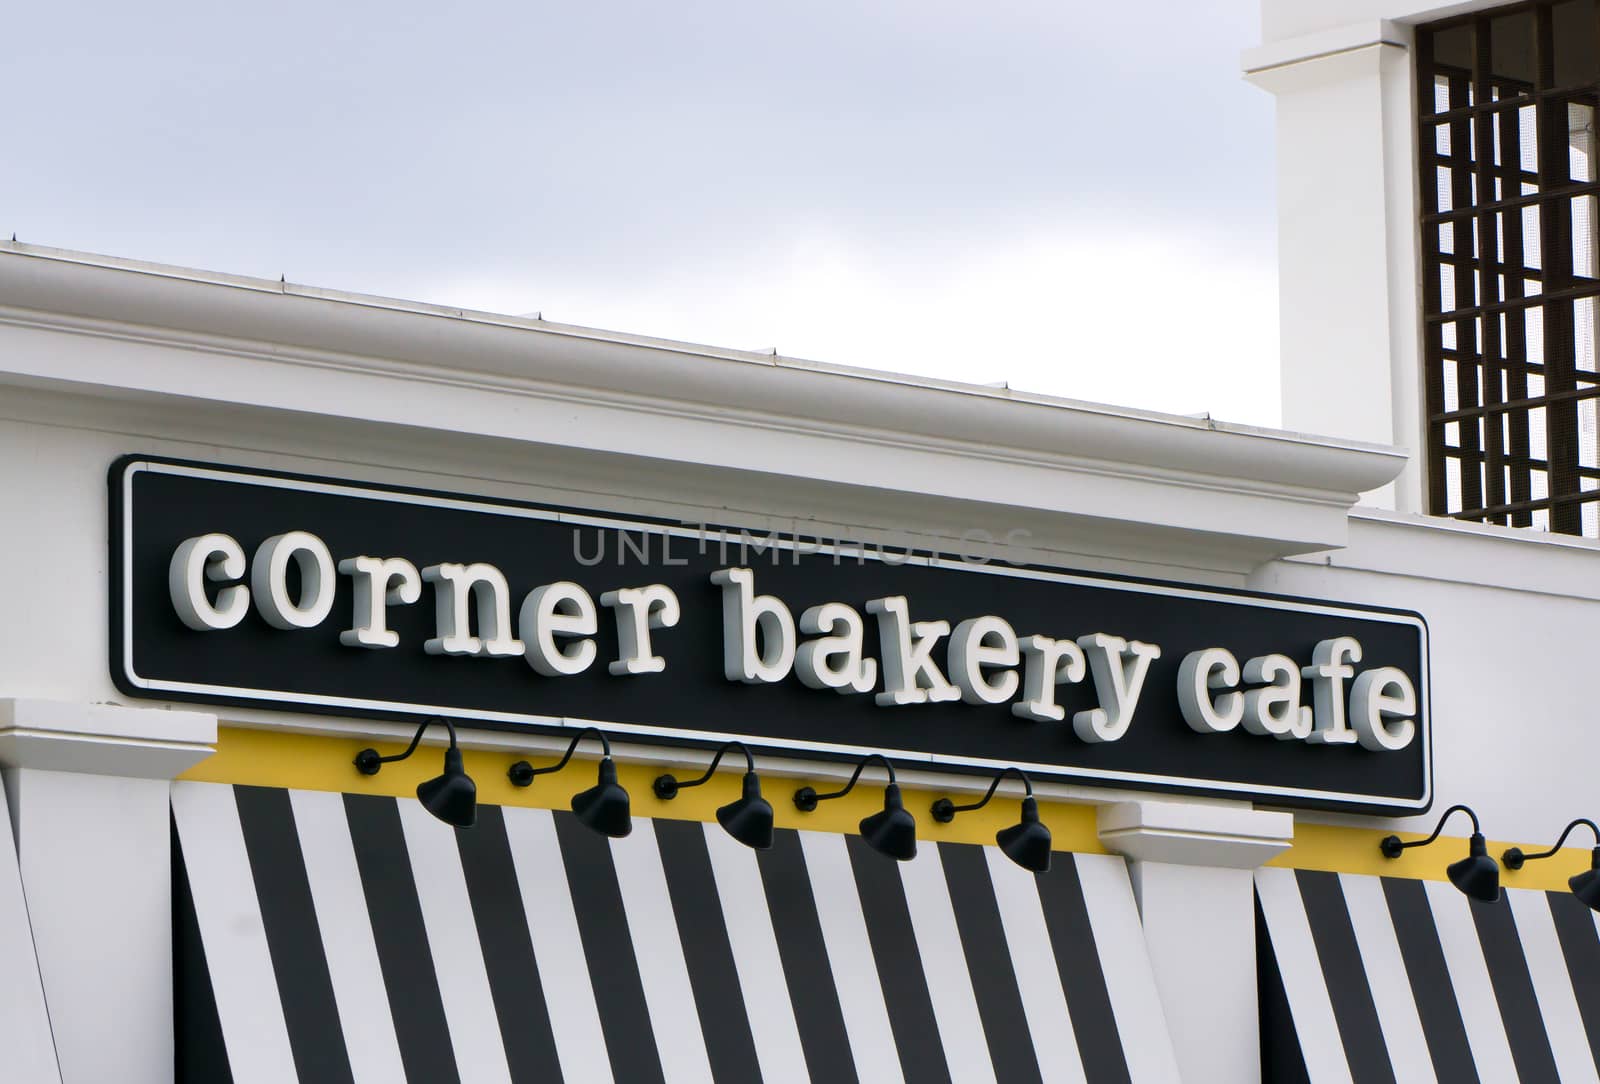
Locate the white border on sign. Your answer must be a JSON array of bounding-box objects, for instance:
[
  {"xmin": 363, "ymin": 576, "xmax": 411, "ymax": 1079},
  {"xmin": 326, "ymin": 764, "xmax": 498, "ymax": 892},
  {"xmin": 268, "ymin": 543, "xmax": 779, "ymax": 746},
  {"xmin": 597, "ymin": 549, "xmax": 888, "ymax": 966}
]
[{"xmin": 118, "ymin": 459, "xmax": 1434, "ymax": 811}]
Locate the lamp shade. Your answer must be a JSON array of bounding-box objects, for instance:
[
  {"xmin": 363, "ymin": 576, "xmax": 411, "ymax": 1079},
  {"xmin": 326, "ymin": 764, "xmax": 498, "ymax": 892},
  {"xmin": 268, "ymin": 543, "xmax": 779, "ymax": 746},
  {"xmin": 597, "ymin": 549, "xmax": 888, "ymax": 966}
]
[
  {"xmin": 572, "ymin": 757, "xmax": 632, "ymax": 838},
  {"xmin": 996, "ymin": 795, "xmax": 1052, "ymax": 872},
  {"xmin": 859, "ymin": 783, "xmax": 917, "ymax": 861},
  {"xmin": 716, "ymin": 771, "xmax": 774, "ymax": 850},
  {"xmin": 1570, "ymin": 848, "xmax": 1600, "ymax": 911},
  {"xmin": 1447, "ymin": 833, "xmax": 1501, "ymax": 903},
  {"xmin": 1568, "ymin": 869, "xmax": 1600, "ymax": 911},
  {"xmin": 416, "ymin": 744, "xmax": 477, "ymax": 829}
]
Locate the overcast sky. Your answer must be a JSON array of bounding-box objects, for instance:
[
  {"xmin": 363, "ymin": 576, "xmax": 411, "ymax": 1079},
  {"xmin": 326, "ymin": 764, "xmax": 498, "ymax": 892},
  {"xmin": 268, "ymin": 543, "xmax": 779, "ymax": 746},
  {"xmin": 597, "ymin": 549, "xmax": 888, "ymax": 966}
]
[{"xmin": 3, "ymin": 1, "xmax": 1280, "ymax": 424}]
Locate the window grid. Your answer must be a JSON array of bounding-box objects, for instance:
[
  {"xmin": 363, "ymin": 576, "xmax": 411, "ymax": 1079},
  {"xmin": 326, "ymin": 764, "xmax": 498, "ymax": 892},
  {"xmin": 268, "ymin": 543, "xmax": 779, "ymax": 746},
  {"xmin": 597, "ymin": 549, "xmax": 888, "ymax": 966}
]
[{"xmin": 1416, "ymin": 1, "xmax": 1600, "ymax": 537}]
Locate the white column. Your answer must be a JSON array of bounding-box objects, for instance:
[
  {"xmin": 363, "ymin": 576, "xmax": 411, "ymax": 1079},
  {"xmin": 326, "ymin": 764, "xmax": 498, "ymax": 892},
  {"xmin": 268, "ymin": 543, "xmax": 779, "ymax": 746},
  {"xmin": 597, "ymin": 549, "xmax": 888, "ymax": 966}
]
[
  {"xmin": 0, "ymin": 698, "xmax": 216, "ymax": 1084},
  {"xmin": 1244, "ymin": 22, "xmax": 1423, "ymax": 512},
  {"xmin": 1098, "ymin": 799, "xmax": 1293, "ymax": 1084}
]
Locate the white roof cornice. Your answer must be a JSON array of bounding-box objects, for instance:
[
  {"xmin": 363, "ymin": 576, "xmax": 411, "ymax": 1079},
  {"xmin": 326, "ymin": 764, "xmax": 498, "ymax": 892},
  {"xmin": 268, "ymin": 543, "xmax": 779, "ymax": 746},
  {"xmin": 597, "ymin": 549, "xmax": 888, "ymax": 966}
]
[{"xmin": 0, "ymin": 242, "xmax": 1407, "ymax": 571}]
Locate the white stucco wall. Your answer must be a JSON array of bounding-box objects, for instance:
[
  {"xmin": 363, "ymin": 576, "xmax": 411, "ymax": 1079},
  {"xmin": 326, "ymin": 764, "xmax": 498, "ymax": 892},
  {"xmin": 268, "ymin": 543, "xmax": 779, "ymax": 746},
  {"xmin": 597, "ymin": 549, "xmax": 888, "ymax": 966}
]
[{"xmin": 0, "ymin": 319, "xmax": 1592, "ymax": 843}]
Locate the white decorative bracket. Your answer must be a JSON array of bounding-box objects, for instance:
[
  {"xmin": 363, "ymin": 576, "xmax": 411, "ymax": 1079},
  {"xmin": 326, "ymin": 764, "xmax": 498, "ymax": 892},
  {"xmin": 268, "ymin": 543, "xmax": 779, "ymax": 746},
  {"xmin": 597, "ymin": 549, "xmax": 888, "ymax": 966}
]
[
  {"xmin": 0, "ymin": 698, "xmax": 216, "ymax": 780},
  {"xmin": 1097, "ymin": 798, "xmax": 1294, "ymax": 868}
]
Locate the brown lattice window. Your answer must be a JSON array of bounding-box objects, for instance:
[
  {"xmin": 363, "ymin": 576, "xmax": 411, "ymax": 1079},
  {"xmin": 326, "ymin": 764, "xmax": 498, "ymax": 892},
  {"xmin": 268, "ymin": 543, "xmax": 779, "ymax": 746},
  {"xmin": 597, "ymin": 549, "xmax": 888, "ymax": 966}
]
[{"xmin": 1417, "ymin": 2, "xmax": 1600, "ymax": 535}]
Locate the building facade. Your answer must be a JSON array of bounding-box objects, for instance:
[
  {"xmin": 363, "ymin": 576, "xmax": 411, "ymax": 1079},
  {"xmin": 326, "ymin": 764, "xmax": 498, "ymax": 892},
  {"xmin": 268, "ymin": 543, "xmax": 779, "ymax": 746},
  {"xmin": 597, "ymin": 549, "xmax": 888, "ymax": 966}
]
[{"xmin": 1, "ymin": 2, "xmax": 1599, "ymax": 1081}]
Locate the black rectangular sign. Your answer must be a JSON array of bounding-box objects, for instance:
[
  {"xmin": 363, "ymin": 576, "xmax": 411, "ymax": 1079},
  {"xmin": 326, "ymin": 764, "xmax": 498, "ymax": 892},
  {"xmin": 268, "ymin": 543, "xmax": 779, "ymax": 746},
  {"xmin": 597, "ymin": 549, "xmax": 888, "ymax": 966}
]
[{"xmin": 112, "ymin": 457, "xmax": 1431, "ymax": 812}]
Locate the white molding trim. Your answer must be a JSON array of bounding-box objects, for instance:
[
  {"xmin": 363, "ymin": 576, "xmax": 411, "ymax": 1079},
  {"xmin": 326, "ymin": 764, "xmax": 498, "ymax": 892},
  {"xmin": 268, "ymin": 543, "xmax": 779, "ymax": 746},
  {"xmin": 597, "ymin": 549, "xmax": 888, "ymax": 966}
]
[
  {"xmin": 1242, "ymin": 20, "xmax": 1408, "ymax": 77},
  {"xmin": 1097, "ymin": 799, "xmax": 1294, "ymax": 869},
  {"xmin": 0, "ymin": 699, "xmax": 217, "ymax": 780},
  {"xmin": 1286, "ymin": 508, "xmax": 1600, "ymax": 602}
]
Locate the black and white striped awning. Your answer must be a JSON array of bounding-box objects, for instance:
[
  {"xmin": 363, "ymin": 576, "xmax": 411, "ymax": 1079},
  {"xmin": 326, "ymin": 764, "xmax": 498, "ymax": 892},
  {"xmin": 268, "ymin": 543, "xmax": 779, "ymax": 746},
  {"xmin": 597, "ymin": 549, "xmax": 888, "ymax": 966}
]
[
  {"xmin": 174, "ymin": 781, "xmax": 1180, "ymax": 1084},
  {"xmin": 1258, "ymin": 865, "xmax": 1600, "ymax": 1083}
]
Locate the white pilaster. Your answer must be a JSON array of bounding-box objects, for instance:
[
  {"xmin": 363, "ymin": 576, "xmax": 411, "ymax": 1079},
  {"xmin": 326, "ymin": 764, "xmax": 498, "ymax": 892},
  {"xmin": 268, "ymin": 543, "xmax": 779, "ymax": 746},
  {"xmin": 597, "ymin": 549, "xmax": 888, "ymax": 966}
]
[
  {"xmin": 0, "ymin": 698, "xmax": 216, "ymax": 1084},
  {"xmin": 0, "ymin": 765, "xmax": 61, "ymax": 1083},
  {"xmin": 1245, "ymin": 22, "xmax": 1424, "ymax": 513},
  {"xmin": 1098, "ymin": 799, "xmax": 1294, "ymax": 1084}
]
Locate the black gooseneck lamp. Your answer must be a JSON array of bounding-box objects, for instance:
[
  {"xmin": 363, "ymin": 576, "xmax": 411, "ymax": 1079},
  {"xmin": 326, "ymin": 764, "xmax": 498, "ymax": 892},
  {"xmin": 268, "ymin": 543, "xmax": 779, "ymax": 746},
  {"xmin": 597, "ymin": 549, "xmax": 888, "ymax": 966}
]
[
  {"xmin": 354, "ymin": 717, "xmax": 477, "ymax": 829},
  {"xmin": 508, "ymin": 728, "xmax": 632, "ymax": 838},
  {"xmin": 1503, "ymin": 819, "xmax": 1600, "ymax": 911},
  {"xmin": 1380, "ymin": 803, "xmax": 1500, "ymax": 902},
  {"xmin": 793, "ymin": 753, "xmax": 917, "ymax": 861},
  {"xmin": 931, "ymin": 767, "xmax": 1052, "ymax": 873},
  {"xmin": 653, "ymin": 741, "xmax": 774, "ymax": 850}
]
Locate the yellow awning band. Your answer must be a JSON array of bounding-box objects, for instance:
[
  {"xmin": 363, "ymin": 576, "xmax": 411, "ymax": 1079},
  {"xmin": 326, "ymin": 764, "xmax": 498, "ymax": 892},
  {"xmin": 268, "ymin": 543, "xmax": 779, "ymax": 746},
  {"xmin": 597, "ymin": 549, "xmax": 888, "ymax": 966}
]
[
  {"xmin": 181, "ymin": 726, "xmax": 1108, "ymax": 854},
  {"xmin": 182, "ymin": 728, "xmax": 1588, "ymax": 891},
  {"xmin": 1266, "ymin": 821, "xmax": 1589, "ymax": 893}
]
